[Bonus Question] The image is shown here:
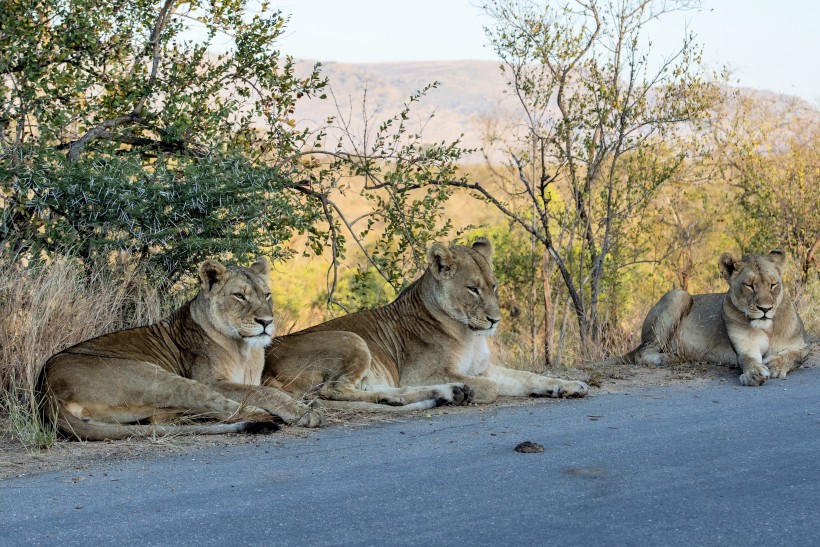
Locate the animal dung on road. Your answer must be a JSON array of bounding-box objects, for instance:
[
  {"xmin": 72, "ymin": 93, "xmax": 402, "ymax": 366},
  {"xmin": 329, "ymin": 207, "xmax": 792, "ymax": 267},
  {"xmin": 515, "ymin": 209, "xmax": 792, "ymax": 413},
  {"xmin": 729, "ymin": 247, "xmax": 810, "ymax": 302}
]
[{"xmin": 514, "ymin": 441, "xmax": 544, "ymax": 453}]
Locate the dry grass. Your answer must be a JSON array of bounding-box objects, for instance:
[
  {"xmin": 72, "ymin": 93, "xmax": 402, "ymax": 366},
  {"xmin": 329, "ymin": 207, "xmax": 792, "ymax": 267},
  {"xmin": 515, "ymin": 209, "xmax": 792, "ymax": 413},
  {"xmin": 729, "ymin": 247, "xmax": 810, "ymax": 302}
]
[
  {"xmin": 0, "ymin": 255, "xmax": 173, "ymax": 449},
  {"xmin": 794, "ymin": 280, "xmax": 820, "ymax": 346}
]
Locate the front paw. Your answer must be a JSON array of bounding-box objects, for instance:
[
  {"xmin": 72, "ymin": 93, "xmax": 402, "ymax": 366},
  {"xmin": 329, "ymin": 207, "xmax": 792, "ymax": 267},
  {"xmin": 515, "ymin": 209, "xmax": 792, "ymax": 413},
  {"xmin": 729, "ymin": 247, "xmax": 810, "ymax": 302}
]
[
  {"xmin": 533, "ymin": 380, "xmax": 589, "ymax": 398},
  {"xmin": 453, "ymin": 383, "xmax": 474, "ymax": 404},
  {"xmin": 765, "ymin": 356, "xmax": 792, "ymax": 379},
  {"xmin": 563, "ymin": 380, "xmax": 589, "ymax": 398},
  {"xmin": 435, "ymin": 383, "xmax": 473, "ymax": 406},
  {"xmin": 739, "ymin": 363, "xmax": 770, "ymax": 386},
  {"xmin": 291, "ymin": 404, "xmax": 324, "ymax": 427}
]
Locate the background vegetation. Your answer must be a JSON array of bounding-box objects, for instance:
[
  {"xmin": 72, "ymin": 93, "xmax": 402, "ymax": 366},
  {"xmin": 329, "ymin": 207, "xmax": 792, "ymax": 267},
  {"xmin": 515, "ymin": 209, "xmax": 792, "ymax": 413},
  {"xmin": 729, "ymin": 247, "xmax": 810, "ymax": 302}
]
[{"xmin": 2, "ymin": 0, "xmax": 817, "ymax": 448}]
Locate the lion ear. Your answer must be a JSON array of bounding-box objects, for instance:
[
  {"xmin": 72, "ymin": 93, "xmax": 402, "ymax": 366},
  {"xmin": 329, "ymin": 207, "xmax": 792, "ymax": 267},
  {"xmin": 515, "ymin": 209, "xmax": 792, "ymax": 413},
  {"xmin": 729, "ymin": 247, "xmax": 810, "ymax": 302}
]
[
  {"xmin": 472, "ymin": 237, "xmax": 494, "ymax": 264},
  {"xmin": 718, "ymin": 253, "xmax": 738, "ymax": 282},
  {"xmin": 199, "ymin": 260, "xmax": 227, "ymax": 291},
  {"xmin": 767, "ymin": 249, "xmax": 786, "ymax": 271},
  {"xmin": 250, "ymin": 257, "xmax": 271, "ymax": 276},
  {"xmin": 428, "ymin": 242, "xmax": 455, "ymax": 279}
]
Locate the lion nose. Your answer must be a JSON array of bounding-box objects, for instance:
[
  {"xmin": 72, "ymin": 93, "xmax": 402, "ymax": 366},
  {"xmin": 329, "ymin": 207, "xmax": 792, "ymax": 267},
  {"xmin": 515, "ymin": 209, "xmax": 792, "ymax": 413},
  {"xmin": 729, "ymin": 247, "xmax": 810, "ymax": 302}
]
[
  {"xmin": 757, "ymin": 306, "xmax": 772, "ymax": 314},
  {"xmin": 255, "ymin": 318, "xmax": 273, "ymax": 329}
]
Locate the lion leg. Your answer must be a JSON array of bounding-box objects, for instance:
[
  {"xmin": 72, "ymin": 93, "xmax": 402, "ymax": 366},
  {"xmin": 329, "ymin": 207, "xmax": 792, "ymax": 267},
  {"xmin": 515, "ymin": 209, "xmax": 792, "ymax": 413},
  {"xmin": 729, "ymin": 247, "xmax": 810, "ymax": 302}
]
[
  {"xmin": 307, "ymin": 337, "xmax": 416, "ymax": 406},
  {"xmin": 635, "ymin": 290, "xmax": 693, "ymax": 366},
  {"xmin": 209, "ymin": 382, "xmax": 324, "ymax": 428},
  {"xmin": 41, "ymin": 358, "xmax": 274, "ymax": 440},
  {"xmin": 350, "ymin": 382, "xmax": 473, "ymax": 406},
  {"xmin": 426, "ymin": 368, "xmax": 501, "ymax": 405},
  {"xmin": 267, "ymin": 332, "xmax": 414, "ymax": 407},
  {"xmin": 318, "ymin": 382, "xmax": 410, "ymax": 406},
  {"xmin": 293, "ymin": 357, "xmax": 470, "ymax": 407},
  {"xmin": 266, "ymin": 333, "xmax": 474, "ymax": 408},
  {"xmin": 439, "ymin": 373, "xmax": 498, "ymax": 404},
  {"xmin": 483, "ymin": 364, "xmax": 588, "ymax": 399},
  {"xmin": 435, "ymin": 364, "xmax": 588, "ymax": 405},
  {"xmin": 737, "ymin": 352, "xmax": 770, "ymax": 386},
  {"xmin": 43, "ymin": 357, "xmax": 269, "ymax": 422},
  {"xmin": 763, "ymin": 347, "xmax": 808, "ymax": 379}
]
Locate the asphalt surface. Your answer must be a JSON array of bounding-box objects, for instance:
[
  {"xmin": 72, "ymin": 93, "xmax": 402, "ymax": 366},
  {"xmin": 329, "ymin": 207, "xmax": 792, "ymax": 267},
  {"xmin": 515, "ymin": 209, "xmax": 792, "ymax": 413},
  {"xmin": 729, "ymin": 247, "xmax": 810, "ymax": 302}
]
[{"xmin": 1, "ymin": 366, "xmax": 818, "ymax": 546}]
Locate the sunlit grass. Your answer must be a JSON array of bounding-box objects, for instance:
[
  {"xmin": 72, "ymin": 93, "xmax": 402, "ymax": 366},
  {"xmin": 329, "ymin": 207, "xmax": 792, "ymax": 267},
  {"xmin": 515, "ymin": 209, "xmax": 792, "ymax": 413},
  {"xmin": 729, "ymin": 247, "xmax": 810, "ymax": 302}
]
[{"xmin": 0, "ymin": 255, "xmax": 170, "ymax": 449}]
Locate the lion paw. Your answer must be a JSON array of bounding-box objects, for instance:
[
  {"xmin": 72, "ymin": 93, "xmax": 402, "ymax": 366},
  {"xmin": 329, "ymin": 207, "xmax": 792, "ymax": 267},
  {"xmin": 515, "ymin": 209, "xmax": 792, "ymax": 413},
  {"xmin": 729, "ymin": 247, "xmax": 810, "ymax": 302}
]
[
  {"xmin": 292, "ymin": 406, "xmax": 324, "ymax": 427},
  {"xmin": 533, "ymin": 380, "xmax": 589, "ymax": 398},
  {"xmin": 765, "ymin": 356, "xmax": 792, "ymax": 379},
  {"xmin": 452, "ymin": 383, "xmax": 474, "ymax": 405},
  {"xmin": 434, "ymin": 383, "xmax": 473, "ymax": 406},
  {"xmin": 768, "ymin": 367, "xmax": 788, "ymax": 379},
  {"xmin": 563, "ymin": 381, "xmax": 589, "ymax": 398},
  {"xmin": 739, "ymin": 363, "xmax": 770, "ymax": 386}
]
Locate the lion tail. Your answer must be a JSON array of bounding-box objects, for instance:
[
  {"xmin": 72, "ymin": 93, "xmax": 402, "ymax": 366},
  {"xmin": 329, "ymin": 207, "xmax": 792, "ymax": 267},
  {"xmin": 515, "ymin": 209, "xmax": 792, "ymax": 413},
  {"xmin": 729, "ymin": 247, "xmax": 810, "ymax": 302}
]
[
  {"xmin": 587, "ymin": 346, "xmax": 640, "ymax": 367},
  {"xmin": 56, "ymin": 410, "xmax": 278, "ymax": 441}
]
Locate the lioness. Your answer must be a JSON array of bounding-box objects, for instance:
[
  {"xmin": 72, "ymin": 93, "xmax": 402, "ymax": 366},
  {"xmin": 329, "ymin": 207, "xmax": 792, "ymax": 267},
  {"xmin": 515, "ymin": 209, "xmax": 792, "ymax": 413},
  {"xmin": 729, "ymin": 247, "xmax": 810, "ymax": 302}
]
[
  {"xmin": 37, "ymin": 258, "xmax": 322, "ymax": 441},
  {"xmin": 623, "ymin": 250, "xmax": 809, "ymax": 386},
  {"xmin": 263, "ymin": 238, "xmax": 589, "ymax": 409}
]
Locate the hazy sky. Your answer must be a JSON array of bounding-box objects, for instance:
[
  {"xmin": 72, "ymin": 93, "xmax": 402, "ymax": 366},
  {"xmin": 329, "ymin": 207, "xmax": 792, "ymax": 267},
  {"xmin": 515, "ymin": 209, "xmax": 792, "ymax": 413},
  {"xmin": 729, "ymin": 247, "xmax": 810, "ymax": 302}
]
[{"xmin": 269, "ymin": 0, "xmax": 819, "ymax": 105}]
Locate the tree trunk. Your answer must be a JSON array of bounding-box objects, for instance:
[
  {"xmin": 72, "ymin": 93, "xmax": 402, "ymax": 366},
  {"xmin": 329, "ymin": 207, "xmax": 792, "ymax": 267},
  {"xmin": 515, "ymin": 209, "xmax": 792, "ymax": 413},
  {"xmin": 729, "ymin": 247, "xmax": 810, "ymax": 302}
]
[
  {"xmin": 555, "ymin": 294, "xmax": 572, "ymax": 368},
  {"xmin": 541, "ymin": 252, "xmax": 554, "ymax": 368},
  {"xmin": 803, "ymin": 238, "xmax": 820, "ymax": 286}
]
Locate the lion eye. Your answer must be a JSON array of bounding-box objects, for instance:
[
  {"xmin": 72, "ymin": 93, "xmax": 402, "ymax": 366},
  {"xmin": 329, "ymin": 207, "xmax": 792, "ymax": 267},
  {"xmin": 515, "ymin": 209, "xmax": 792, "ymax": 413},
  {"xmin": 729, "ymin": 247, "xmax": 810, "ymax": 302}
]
[
  {"xmin": 743, "ymin": 283, "xmax": 754, "ymax": 290},
  {"xmin": 493, "ymin": 284, "xmax": 498, "ymax": 295},
  {"xmin": 770, "ymin": 283, "xmax": 778, "ymax": 290},
  {"xmin": 265, "ymin": 293, "xmax": 272, "ymax": 301},
  {"xmin": 467, "ymin": 286, "xmax": 480, "ymax": 296},
  {"xmin": 233, "ymin": 292, "xmax": 247, "ymax": 302}
]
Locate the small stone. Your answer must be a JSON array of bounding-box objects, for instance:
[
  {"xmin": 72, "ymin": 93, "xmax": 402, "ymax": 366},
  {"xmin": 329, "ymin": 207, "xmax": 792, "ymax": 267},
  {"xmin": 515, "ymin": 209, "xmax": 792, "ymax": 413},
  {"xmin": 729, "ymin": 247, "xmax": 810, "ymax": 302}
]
[{"xmin": 514, "ymin": 441, "xmax": 544, "ymax": 453}]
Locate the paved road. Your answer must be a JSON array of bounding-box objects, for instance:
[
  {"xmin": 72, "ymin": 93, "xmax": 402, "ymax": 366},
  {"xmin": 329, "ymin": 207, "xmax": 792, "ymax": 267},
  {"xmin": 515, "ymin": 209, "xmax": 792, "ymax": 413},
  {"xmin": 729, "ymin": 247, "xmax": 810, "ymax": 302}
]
[{"xmin": 2, "ymin": 366, "xmax": 818, "ymax": 546}]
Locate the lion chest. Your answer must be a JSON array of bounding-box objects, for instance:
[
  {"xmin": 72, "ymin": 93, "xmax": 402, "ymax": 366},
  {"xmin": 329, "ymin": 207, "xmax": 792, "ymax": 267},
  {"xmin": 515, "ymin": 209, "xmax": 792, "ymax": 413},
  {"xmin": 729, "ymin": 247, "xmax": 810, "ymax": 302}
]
[
  {"xmin": 228, "ymin": 360, "xmax": 263, "ymax": 385},
  {"xmin": 454, "ymin": 337, "xmax": 491, "ymax": 376},
  {"xmin": 728, "ymin": 325, "xmax": 770, "ymax": 361},
  {"xmin": 211, "ymin": 345, "xmax": 264, "ymax": 386}
]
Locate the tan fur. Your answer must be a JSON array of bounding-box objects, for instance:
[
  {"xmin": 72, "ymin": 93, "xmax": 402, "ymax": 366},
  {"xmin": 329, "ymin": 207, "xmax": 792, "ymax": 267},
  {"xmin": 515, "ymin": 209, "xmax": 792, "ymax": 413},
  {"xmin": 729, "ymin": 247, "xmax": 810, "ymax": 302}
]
[
  {"xmin": 624, "ymin": 250, "xmax": 809, "ymax": 386},
  {"xmin": 37, "ymin": 258, "xmax": 322, "ymax": 441},
  {"xmin": 264, "ymin": 238, "xmax": 589, "ymax": 410}
]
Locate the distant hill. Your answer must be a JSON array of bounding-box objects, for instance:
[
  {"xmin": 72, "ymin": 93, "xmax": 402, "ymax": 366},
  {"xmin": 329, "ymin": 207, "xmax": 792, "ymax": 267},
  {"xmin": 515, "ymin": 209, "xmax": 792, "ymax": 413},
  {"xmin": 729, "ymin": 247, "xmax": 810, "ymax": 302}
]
[
  {"xmin": 291, "ymin": 59, "xmax": 818, "ymax": 159},
  {"xmin": 292, "ymin": 59, "xmax": 518, "ymax": 155}
]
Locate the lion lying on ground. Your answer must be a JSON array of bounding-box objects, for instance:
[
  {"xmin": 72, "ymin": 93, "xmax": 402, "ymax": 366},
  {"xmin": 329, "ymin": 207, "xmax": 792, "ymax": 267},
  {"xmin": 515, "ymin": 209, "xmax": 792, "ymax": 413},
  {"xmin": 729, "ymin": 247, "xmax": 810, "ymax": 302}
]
[
  {"xmin": 620, "ymin": 250, "xmax": 809, "ymax": 386},
  {"xmin": 37, "ymin": 258, "xmax": 322, "ymax": 441},
  {"xmin": 263, "ymin": 238, "xmax": 589, "ymax": 410}
]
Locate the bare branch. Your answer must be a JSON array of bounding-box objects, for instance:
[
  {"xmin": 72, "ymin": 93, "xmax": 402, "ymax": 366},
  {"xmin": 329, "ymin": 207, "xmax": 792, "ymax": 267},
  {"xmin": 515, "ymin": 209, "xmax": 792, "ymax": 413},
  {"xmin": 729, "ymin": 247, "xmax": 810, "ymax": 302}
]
[
  {"xmin": 66, "ymin": 0, "xmax": 176, "ymax": 161},
  {"xmin": 135, "ymin": 0, "xmax": 176, "ymax": 114},
  {"xmin": 67, "ymin": 113, "xmax": 138, "ymax": 161}
]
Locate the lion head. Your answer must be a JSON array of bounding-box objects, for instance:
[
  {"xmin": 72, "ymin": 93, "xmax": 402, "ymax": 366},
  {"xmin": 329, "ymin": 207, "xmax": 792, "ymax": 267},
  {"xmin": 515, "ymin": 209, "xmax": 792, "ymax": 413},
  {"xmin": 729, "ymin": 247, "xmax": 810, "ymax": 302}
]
[
  {"xmin": 198, "ymin": 258, "xmax": 274, "ymax": 347},
  {"xmin": 719, "ymin": 249, "xmax": 786, "ymax": 330},
  {"xmin": 426, "ymin": 237, "xmax": 501, "ymax": 335}
]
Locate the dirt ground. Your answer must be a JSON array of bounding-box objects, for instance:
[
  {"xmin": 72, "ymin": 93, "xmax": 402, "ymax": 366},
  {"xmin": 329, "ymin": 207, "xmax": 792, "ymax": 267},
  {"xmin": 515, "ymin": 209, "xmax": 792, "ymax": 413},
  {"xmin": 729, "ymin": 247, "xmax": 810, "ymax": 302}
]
[{"xmin": 2, "ymin": 357, "xmax": 816, "ymax": 481}]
